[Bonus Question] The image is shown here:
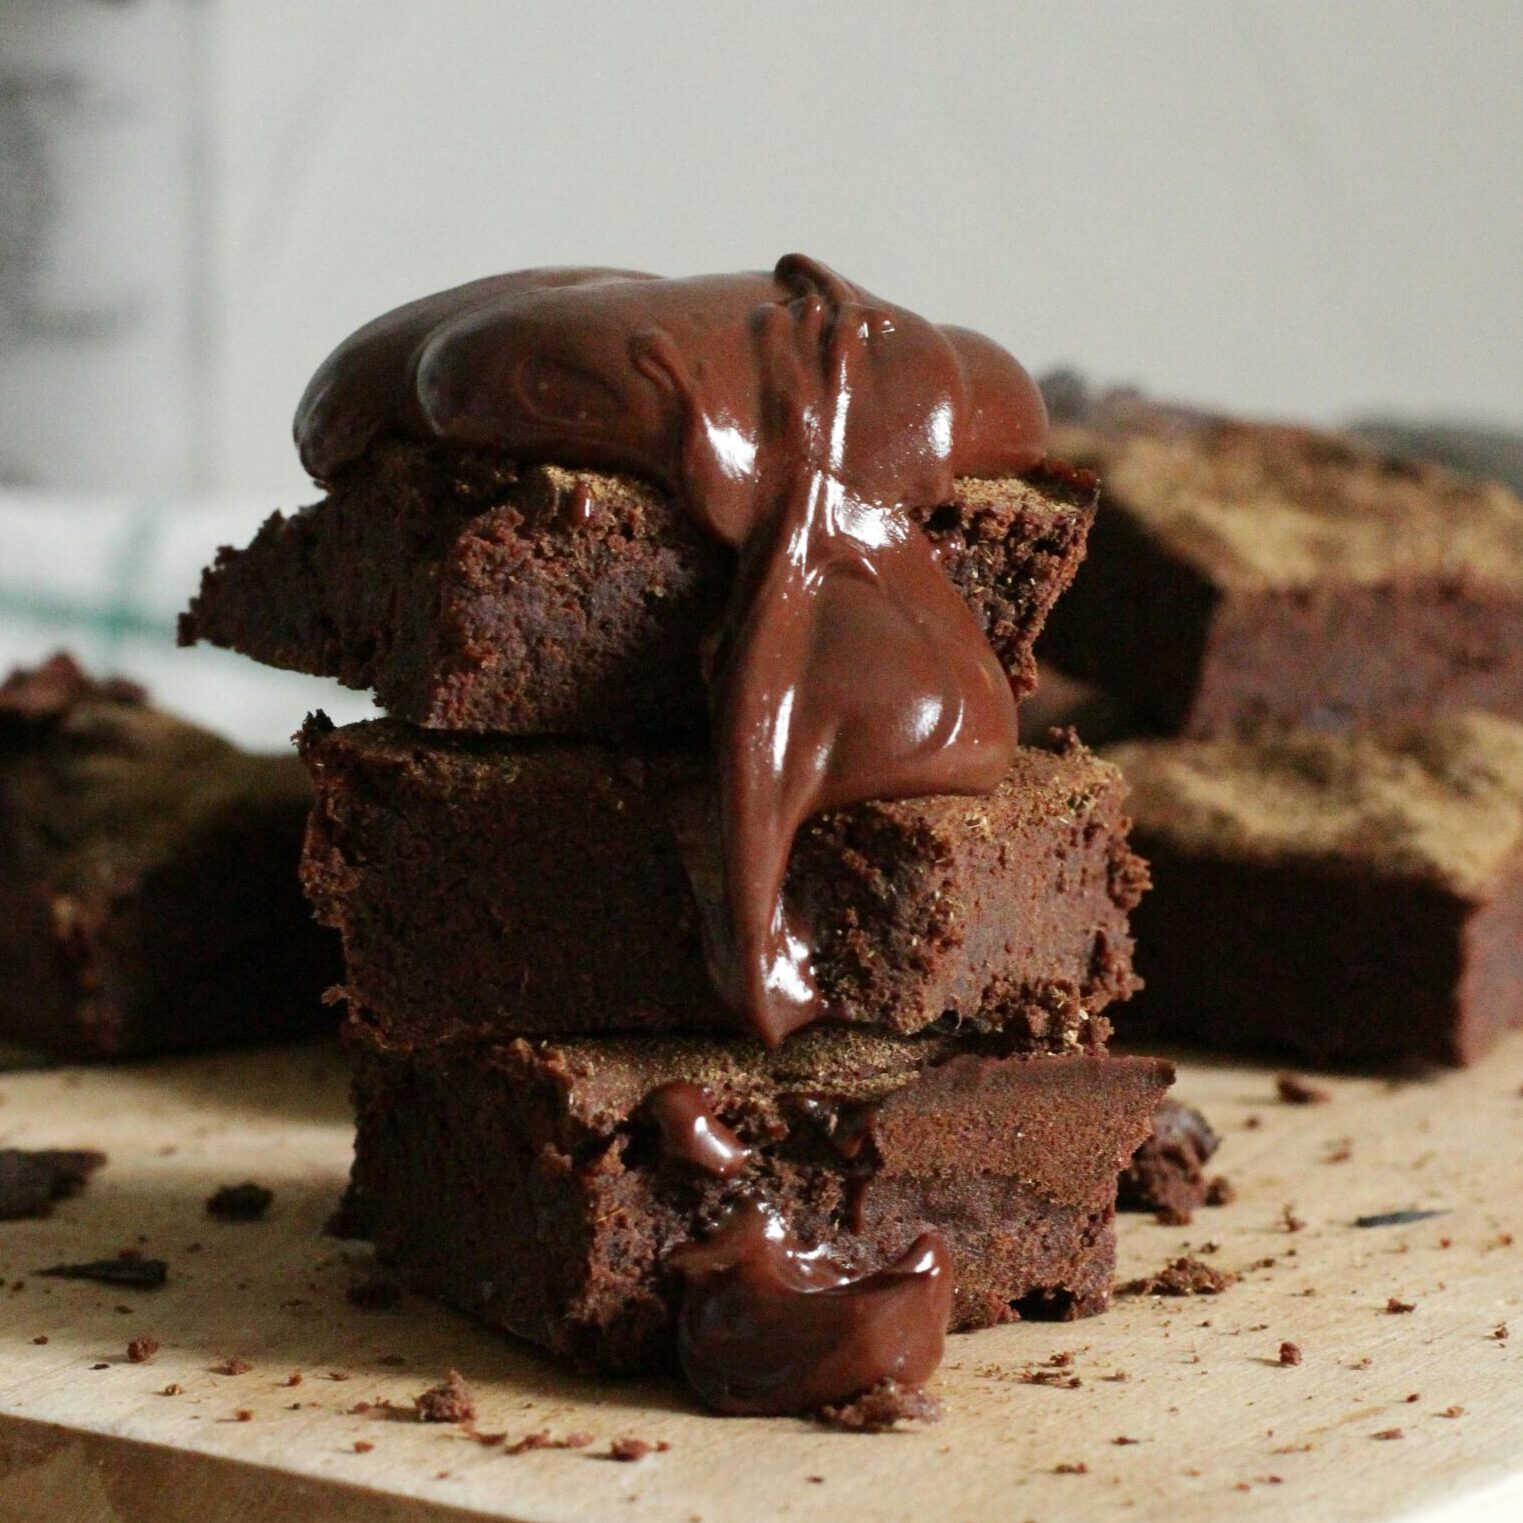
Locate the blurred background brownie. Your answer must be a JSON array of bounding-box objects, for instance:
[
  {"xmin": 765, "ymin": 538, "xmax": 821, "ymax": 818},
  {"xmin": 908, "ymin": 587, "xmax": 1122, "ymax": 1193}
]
[
  {"xmin": 1038, "ymin": 402, "xmax": 1523, "ymax": 738},
  {"xmin": 181, "ymin": 446, "xmax": 1097, "ymax": 736},
  {"xmin": 0, "ymin": 654, "xmax": 339, "ymax": 1059},
  {"xmin": 339, "ymin": 1018, "xmax": 1172, "ymax": 1372},
  {"xmin": 1108, "ymin": 711, "xmax": 1523, "ymax": 1067},
  {"xmin": 298, "ymin": 717, "xmax": 1144, "ymax": 1046}
]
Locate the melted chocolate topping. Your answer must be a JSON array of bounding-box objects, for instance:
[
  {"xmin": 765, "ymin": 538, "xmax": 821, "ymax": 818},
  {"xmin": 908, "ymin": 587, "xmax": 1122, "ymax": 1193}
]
[
  {"xmin": 646, "ymin": 1081, "xmax": 752, "ymax": 1178},
  {"xmin": 295, "ymin": 255, "xmax": 1047, "ymax": 1044},
  {"xmin": 668, "ymin": 1198, "xmax": 952, "ymax": 1415}
]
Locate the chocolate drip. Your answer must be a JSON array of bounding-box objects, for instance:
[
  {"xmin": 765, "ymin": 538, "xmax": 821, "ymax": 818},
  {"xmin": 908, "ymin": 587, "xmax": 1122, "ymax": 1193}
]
[
  {"xmin": 668, "ymin": 1198, "xmax": 952, "ymax": 1416},
  {"xmin": 646, "ymin": 1081, "xmax": 752, "ymax": 1178},
  {"xmin": 295, "ymin": 256, "xmax": 1047, "ymax": 1043}
]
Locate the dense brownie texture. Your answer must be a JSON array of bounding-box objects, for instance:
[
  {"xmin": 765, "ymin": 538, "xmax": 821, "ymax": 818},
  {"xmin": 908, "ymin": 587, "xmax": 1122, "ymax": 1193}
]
[
  {"xmin": 1108, "ymin": 712, "xmax": 1523, "ymax": 1066},
  {"xmin": 298, "ymin": 717, "xmax": 1145, "ymax": 1044},
  {"xmin": 0, "ymin": 654, "xmax": 339, "ymax": 1058},
  {"xmin": 180, "ymin": 441, "xmax": 1097, "ymax": 735},
  {"xmin": 1037, "ymin": 402, "xmax": 1523, "ymax": 737},
  {"xmin": 1117, "ymin": 1100, "xmax": 1220, "ymax": 1222},
  {"xmin": 338, "ymin": 1020, "xmax": 1173, "ymax": 1373}
]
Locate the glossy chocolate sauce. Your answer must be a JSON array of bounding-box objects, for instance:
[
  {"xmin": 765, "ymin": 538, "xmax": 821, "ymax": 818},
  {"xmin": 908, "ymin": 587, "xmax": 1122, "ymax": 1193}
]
[
  {"xmin": 668, "ymin": 1198, "xmax": 952, "ymax": 1416},
  {"xmin": 646, "ymin": 1080, "xmax": 752, "ymax": 1178},
  {"xmin": 294, "ymin": 256, "xmax": 1047, "ymax": 1045}
]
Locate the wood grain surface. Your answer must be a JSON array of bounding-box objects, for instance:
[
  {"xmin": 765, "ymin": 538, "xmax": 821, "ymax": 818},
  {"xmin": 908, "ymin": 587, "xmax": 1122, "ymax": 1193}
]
[{"xmin": 0, "ymin": 1037, "xmax": 1520, "ymax": 1523}]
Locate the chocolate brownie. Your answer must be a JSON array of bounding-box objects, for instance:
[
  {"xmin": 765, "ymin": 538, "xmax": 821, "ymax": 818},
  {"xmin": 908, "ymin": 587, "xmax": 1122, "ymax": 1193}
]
[
  {"xmin": 1117, "ymin": 1099, "xmax": 1221, "ymax": 1222},
  {"xmin": 1038, "ymin": 405, "xmax": 1523, "ymax": 737},
  {"xmin": 338, "ymin": 1018, "xmax": 1173, "ymax": 1373},
  {"xmin": 298, "ymin": 716, "xmax": 1144, "ymax": 1045},
  {"xmin": 1108, "ymin": 711, "xmax": 1523, "ymax": 1066},
  {"xmin": 0, "ymin": 654, "xmax": 339, "ymax": 1058},
  {"xmin": 179, "ymin": 441, "xmax": 1096, "ymax": 736}
]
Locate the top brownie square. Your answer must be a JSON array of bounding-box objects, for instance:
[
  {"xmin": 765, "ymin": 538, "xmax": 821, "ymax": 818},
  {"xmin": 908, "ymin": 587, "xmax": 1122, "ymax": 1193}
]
[
  {"xmin": 179, "ymin": 440, "xmax": 1096, "ymax": 736},
  {"xmin": 1038, "ymin": 404, "xmax": 1523, "ymax": 737}
]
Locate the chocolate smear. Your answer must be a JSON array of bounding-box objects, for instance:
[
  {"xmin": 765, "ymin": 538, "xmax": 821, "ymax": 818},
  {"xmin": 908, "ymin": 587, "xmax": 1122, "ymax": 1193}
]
[
  {"xmin": 668, "ymin": 1196, "xmax": 952, "ymax": 1415},
  {"xmin": 646, "ymin": 1081, "xmax": 752, "ymax": 1177},
  {"xmin": 296, "ymin": 257, "xmax": 1045, "ymax": 1044}
]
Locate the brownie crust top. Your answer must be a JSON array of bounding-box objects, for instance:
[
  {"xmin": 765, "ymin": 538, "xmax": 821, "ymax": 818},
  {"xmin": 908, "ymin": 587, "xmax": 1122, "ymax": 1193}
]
[{"xmin": 1109, "ymin": 711, "xmax": 1523, "ymax": 896}]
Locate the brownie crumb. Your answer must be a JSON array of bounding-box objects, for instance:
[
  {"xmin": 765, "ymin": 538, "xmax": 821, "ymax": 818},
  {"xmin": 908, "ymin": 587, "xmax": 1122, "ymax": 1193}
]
[
  {"xmin": 497, "ymin": 1428, "xmax": 595, "ymax": 1454},
  {"xmin": 90, "ymin": 1363, "xmax": 109, "ymax": 1371},
  {"xmin": 1112, "ymin": 1435, "xmax": 1139, "ymax": 1446},
  {"xmin": 206, "ymin": 1182, "xmax": 274, "ymax": 1222},
  {"xmin": 1280, "ymin": 1205, "xmax": 1306, "ymax": 1233},
  {"xmin": 1493, "ymin": 1321, "xmax": 1510, "ymax": 1341},
  {"xmin": 1118, "ymin": 1257, "xmax": 1238, "ymax": 1297},
  {"xmin": 1373, "ymin": 1428, "xmax": 1404, "ymax": 1441},
  {"xmin": 159, "ymin": 1383, "xmax": 183, "ymax": 1396},
  {"xmin": 1277, "ymin": 1341, "xmax": 1302, "ymax": 1366},
  {"xmin": 233, "ymin": 1409, "xmax": 253, "ymax": 1423},
  {"xmin": 283, "ymin": 1372, "xmax": 302, "ymax": 1387},
  {"xmin": 415, "ymin": 1369, "xmax": 476, "ymax": 1424},
  {"xmin": 0, "ymin": 1149, "xmax": 107, "ymax": 1221},
  {"xmin": 1442, "ymin": 1405, "xmax": 1465, "ymax": 1418},
  {"xmin": 815, "ymin": 1379, "xmax": 943, "ymax": 1432},
  {"xmin": 38, "ymin": 1257, "xmax": 167, "ymax": 1289},
  {"xmin": 127, "ymin": 1337, "xmax": 160, "ymax": 1364},
  {"xmin": 1276, "ymin": 1074, "xmax": 1330, "ymax": 1105},
  {"xmin": 31, "ymin": 1335, "xmax": 47, "ymax": 1346},
  {"xmin": 1054, "ymin": 1462, "xmax": 1089, "ymax": 1475},
  {"xmin": 212, "ymin": 1356, "xmax": 253, "ymax": 1375},
  {"xmin": 345, "ymin": 1278, "xmax": 402, "ymax": 1310},
  {"xmin": 606, "ymin": 1437, "xmax": 668, "ymax": 1462},
  {"xmin": 1205, "ymin": 1176, "xmax": 1237, "ymax": 1206},
  {"xmin": 1385, "ymin": 1298, "xmax": 1416, "ymax": 1315},
  {"xmin": 353, "ymin": 1440, "xmax": 375, "ymax": 1454}
]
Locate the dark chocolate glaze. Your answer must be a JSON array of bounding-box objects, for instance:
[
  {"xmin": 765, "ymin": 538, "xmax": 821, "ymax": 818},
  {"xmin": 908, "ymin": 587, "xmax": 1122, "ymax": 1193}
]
[
  {"xmin": 646, "ymin": 1081, "xmax": 752, "ymax": 1178},
  {"xmin": 295, "ymin": 256, "xmax": 1047, "ymax": 1044},
  {"xmin": 668, "ymin": 1198, "xmax": 952, "ymax": 1415}
]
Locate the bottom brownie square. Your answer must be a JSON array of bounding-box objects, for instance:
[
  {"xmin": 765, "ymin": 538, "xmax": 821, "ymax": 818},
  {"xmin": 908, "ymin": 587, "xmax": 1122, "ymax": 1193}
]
[{"xmin": 338, "ymin": 1017, "xmax": 1172, "ymax": 1375}]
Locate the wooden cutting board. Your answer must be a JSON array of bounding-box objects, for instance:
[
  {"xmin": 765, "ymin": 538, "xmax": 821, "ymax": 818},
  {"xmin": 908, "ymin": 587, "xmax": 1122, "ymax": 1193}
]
[{"xmin": 0, "ymin": 1036, "xmax": 1520, "ymax": 1523}]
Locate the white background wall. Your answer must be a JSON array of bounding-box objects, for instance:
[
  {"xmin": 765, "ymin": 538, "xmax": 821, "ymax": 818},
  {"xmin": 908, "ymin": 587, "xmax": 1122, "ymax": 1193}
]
[{"xmin": 4, "ymin": 0, "xmax": 1522, "ymax": 498}]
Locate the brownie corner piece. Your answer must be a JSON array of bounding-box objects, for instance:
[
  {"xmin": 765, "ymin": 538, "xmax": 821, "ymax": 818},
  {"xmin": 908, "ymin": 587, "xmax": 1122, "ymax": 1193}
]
[
  {"xmin": 1040, "ymin": 406, "xmax": 1523, "ymax": 736},
  {"xmin": 298, "ymin": 719, "xmax": 1144, "ymax": 1045},
  {"xmin": 185, "ymin": 438, "xmax": 1095, "ymax": 734},
  {"xmin": 1108, "ymin": 710, "xmax": 1523, "ymax": 1066},
  {"xmin": 0, "ymin": 653, "xmax": 339, "ymax": 1058},
  {"xmin": 343, "ymin": 1021, "xmax": 1173, "ymax": 1373}
]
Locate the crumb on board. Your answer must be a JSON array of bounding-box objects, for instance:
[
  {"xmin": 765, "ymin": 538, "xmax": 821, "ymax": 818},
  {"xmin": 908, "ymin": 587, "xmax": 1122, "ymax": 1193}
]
[
  {"xmin": 126, "ymin": 1337, "xmax": 159, "ymax": 1364},
  {"xmin": 1054, "ymin": 1462, "xmax": 1089, "ymax": 1475},
  {"xmin": 606, "ymin": 1437, "xmax": 671, "ymax": 1462},
  {"xmin": 1277, "ymin": 1341, "xmax": 1302, "ymax": 1366},
  {"xmin": 1205, "ymin": 1177, "xmax": 1236, "ymax": 1206},
  {"xmin": 1276, "ymin": 1074, "xmax": 1331, "ymax": 1105},
  {"xmin": 205, "ymin": 1182, "xmax": 274, "ymax": 1222},
  {"xmin": 211, "ymin": 1356, "xmax": 253, "ymax": 1375},
  {"xmin": 1118, "ymin": 1257, "xmax": 1238, "ymax": 1297},
  {"xmin": 815, "ymin": 1379, "xmax": 941, "ymax": 1432},
  {"xmin": 353, "ymin": 1440, "xmax": 374, "ymax": 1454},
  {"xmin": 1373, "ymin": 1428, "xmax": 1404, "ymax": 1441},
  {"xmin": 1385, "ymin": 1298, "xmax": 1416, "ymax": 1315},
  {"xmin": 415, "ymin": 1369, "xmax": 476, "ymax": 1425},
  {"xmin": 1280, "ymin": 1205, "xmax": 1306, "ymax": 1233},
  {"xmin": 159, "ymin": 1384, "xmax": 183, "ymax": 1396}
]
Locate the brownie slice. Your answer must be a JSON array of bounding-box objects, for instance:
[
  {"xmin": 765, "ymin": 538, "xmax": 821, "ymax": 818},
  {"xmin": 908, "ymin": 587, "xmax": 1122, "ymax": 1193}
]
[
  {"xmin": 0, "ymin": 654, "xmax": 339, "ymax": 1058},
  {"xmin": 1038, "ymin": 406, "xmax": 1523, "ymax": 737},
  {"xmin": 298, "ymin": 716, "xmax": 1145, "ymax": 1045},
  {"xmin": 179, "ymin": 440, "xmax": 1097, "ymax": 736},
  {"xmin": 1108, "ymin": 712, "xmax": 1523, "ymax": 1066},
  {"xmin": 338, "ymin": 1018, "xmax": 1173, "ymax": 1373}
]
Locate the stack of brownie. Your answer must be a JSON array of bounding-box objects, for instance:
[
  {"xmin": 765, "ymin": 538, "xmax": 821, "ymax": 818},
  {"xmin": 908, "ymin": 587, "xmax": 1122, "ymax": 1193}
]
[
  {"xmin": 1037, "ymin": 381, "xmax": 1523, "ymax": 1068},
  {"xmin": 182, "ymin": 261, "xmax": 1172, "ymax": 1414}
]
